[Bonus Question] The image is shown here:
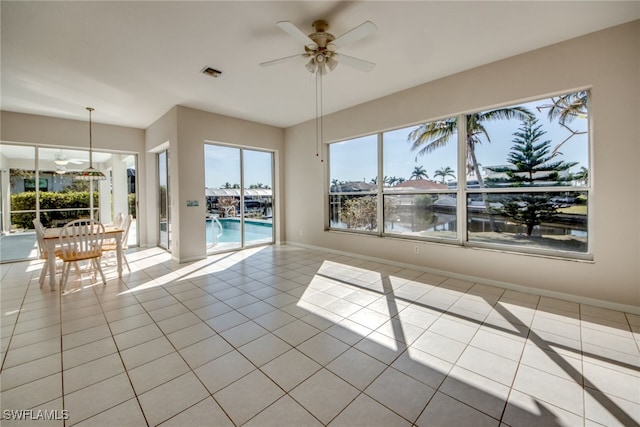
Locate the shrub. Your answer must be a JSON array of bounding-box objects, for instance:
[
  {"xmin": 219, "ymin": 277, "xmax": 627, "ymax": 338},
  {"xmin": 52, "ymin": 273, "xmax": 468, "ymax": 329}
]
[{"xmin": 10, "ymin": 191, "xmax": 99, "ymax": 229}]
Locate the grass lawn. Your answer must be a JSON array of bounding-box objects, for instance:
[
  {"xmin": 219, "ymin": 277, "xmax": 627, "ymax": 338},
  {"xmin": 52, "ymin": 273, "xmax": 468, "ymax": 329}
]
[{"xmin": 558, "ymin": 205, "xmax": 587, "ymax": 215}]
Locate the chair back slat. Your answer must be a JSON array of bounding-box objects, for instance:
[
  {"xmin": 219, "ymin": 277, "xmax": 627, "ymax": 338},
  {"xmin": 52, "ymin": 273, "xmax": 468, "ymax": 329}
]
[
  {"xmin": 113, "ymin": 212, "xmax": 124, "ymax": 229},
  {"xmin": 59, "ymin": 219, "xmax": 105, "ymax": 261},
  {"xmin": 32, "ymin": 218, "xmax": 47, "ymax": 259},
  {"xmin": 120, "ymin": 215, "xmax": 132, "ymax": 246}
]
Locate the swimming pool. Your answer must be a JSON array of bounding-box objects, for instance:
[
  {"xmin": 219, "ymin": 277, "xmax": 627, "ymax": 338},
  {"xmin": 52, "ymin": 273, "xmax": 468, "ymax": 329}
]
[{"xmin": 206, "ymin": 218, "xmax": 273, "ymax": 246}]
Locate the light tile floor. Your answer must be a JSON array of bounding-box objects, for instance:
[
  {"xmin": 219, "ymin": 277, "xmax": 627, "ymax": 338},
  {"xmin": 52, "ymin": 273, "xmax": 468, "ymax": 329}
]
[{"xmin": 1, "ymin": 245, "xmax": 639, "ymax": 426}]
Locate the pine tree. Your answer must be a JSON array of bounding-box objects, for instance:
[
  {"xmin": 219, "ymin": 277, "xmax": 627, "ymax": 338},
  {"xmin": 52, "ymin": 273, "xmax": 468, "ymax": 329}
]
[{"xmin": 491, "ymin": 117, "xmax": 577, "ymax": 236}]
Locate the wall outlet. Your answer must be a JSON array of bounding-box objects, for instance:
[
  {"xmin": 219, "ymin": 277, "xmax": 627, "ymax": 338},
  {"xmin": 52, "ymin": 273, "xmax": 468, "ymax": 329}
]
[
  {"xmin": 414, "ymin": 246, "xmax": 420, "ymax": 254},
  {"xmin": 299, "ymin": 229, "xmax": 303, "ymax": 236}
]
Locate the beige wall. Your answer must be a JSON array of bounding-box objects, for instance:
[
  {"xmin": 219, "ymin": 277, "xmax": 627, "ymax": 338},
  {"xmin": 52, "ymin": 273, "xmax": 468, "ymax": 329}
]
[
  {"xmin": 0, "ymin": 111, "xmax": 144, "ymax": 152},
  {"xmin": 284, "ymin": 21, "xmax": 640, "ymax": 309},
  {"xmin": 144, "ymin": 107, "xmax": 178, "ymax": 251},
  {"xmin": 145, "ymin": 106, "xmax": 285, "ymax": 262}
]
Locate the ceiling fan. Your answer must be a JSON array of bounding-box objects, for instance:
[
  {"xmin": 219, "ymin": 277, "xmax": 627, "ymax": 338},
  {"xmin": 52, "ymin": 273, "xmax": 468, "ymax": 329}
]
[
  {"xmin": 54, "ymin": 151, "xmax": 85, "ymax": 166},
  {"xmin": 260, "ymin": 19, "xmax": 377, "ymax": 74},
  {"xmin": 54, "ymin": 165, "xmax": 82, "ymax": 175}
]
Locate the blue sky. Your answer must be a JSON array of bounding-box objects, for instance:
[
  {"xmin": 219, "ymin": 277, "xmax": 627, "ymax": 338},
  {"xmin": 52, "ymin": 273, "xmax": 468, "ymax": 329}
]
[
  {"xmin": 331, "ymin": 97, "xmax": 588, "ymax": 184},
  {"xmin": 205, "ymin": 145, "xmax": 272, "ymax": 188}
]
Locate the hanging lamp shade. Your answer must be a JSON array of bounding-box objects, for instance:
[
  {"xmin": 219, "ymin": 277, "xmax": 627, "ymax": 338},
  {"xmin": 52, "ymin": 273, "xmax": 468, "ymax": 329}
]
[
  {"xmin": 76, "ymin": 167, "xmax": 106, "ymax": 180},
  {"xmin": 76, "ymin": 107, "xmax": 106, "ymax": 181}
]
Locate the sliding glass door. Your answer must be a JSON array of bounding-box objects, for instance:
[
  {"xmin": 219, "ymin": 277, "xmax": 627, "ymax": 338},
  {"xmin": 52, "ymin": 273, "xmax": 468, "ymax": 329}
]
[
  {"xmin": 0, "ymin": 143, "xmax": 137, "ymax": 263},
  {"xmin": 158, "ymin": 150, "xmax": 170, "ymax": 250},
  {"xmin": 204, "ymin": 144, "xmax": 274, "ymax": 253},
  {"xmin": 0, "ymin": 145, "xmax": 37, "ymax": 262},
  {"xmin": 242, "ymin": 149, "xmax": 274, "ymax": 246}
]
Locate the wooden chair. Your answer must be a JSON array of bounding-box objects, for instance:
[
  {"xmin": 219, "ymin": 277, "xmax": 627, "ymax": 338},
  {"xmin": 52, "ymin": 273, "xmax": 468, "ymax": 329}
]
[
  {"xmin": 104, "ymin": 212, "xmax": 124, "ymax": 246},
  {"xmin": 33, "ymin": 218, "xmax": 61, "ymax": 288},
  {"xmin": 102, "ymin": 214, "xmax": 132, "ymax": 272},
  {"xmin": 58, "ymin": 219, "xmax": 107, "ymax": 291},
  {"xmin": 112, "ymin": 212, "xmax": 124, "ymax": 229}
]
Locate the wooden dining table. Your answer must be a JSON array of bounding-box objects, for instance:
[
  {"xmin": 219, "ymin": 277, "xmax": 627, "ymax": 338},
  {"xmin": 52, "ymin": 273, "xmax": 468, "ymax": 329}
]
[{"xmin": 42, "ymin": 225, "xmax": 124, "ymax": 289}]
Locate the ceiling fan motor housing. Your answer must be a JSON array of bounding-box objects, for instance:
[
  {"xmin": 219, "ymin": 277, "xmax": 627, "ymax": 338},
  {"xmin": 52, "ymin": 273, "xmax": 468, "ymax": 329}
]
[
  {"xmin": 304, "ymin": 20, "xmax": 336, "ymax": 69},
  {"xmin": 308, "ymin": 20, "xmax": 335, "ymax": 48}
]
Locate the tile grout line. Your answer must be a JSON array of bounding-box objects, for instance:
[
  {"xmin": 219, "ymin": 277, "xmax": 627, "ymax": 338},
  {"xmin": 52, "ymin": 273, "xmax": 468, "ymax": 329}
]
[
  {"xmin": 495, "ymin": 293, "xmax": 538, "ymax": 426},
  {"xmin": 121, "ymin": 271, "xmax": 264, "ymax": 426}
]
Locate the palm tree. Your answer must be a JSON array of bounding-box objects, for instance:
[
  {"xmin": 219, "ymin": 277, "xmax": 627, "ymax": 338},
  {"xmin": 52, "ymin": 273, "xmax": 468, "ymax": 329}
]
[
  {"xmin": 538, "ymin": 90, "xmax": 588, "ymax": 126},
  {"xmin": 434, "ymin": 166, "xmax": 456, "ymax": 183},
  {"xmin": 573, "ymin": 166, "xmax": 589, "ymax": 185},
  {"xmin": 410, "ymin": 165, "xmax": 429, "ymax": 180},
  {"xmin": 408, "ymin": 107, "xmax": 534, "ymax": 231},
  {"xmin": 536, "ymin": 90, "xmax": 588, "ymax": 157}
]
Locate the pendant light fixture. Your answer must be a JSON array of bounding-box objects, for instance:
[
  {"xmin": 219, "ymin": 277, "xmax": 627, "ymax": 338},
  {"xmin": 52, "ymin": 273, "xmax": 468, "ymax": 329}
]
[{"xmin": 76, "ymin": 107, "xmax": 106, "ymax": 181}]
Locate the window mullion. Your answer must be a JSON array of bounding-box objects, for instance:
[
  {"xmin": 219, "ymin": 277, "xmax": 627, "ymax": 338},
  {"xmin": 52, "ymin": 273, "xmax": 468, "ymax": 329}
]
[
  {"xmin": 35, "ymin": 147, "xmax": 40, "ymax": 220},
  {"xmin": 457, "ymin": 114, "xmax": 467, "ymax": 245},
  {"xmin": 377, "ymin": 132, "xmax": 384, "ymax": 237}
]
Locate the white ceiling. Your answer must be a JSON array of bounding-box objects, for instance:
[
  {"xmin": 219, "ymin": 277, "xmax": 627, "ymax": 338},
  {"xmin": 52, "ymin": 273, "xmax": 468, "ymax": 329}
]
[{"xmin": 2, "ymin": 1, "xmax": 638, "ymax": 130}]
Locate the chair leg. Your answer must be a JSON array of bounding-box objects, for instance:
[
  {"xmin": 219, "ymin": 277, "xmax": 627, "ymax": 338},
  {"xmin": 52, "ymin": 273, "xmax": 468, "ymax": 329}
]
[
  {"xmin": 39, "ymin": 260, "xmax": 49, "ymax": 288},
  {"xmin": 123, "ymin": 254, "xmax": 131, "ymax": 272},
  {"xmin": 60, "ymin": 262, "xmax": 71, "ymax": 292},
  {"xmin": 59, "ymin": 263, "xmax": 65, "ymax": 289},
  {"xmin": 93, "ymin": 258, "xmax": 107, "ymax": 285}
]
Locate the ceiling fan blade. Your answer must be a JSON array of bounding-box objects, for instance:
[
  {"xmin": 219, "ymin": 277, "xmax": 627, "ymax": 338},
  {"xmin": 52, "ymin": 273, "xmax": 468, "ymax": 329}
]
[
  {"xmin": 276, "ymin": 21, "xmax": 318, "ymax": 49},
  {"xmin": 335, "ymin": 53, "xmax": 376, "ymax": 72},
  {"xmin": 331, "ymin": 21, "xmax": 377, "ymax": 50},
  {"xmin": 259, "ymin": 53, "xmax": 308, "ymax": 67}
]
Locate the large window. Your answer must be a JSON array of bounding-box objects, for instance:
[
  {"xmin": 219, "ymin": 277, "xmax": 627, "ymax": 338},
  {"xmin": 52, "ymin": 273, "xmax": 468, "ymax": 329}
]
[
  {"xmin": 327, "ymin": 90, "xmax": 590, "ymax": 258},
  {"xmin": 0, "ymin": 143, "xmax": 138, "ymax": 262},
  {"xmin": 383, "ymin": 123, "xmax": 458, "ymax": 240},
  {"xmin": 329, "ymin": 135, "xmax": 378, "ymax": 233}
]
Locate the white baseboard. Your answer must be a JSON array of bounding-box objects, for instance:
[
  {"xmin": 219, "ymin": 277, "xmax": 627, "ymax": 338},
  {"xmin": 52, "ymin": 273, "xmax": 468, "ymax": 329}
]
[{"xmin": 174, "ymin": 254, "xmax": 207, "ymax": 264}]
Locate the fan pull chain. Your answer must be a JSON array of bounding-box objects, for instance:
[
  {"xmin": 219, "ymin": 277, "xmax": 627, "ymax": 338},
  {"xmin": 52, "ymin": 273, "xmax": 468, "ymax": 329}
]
[{"xmin": 315, "ymin": 71, "xmax": 324, "ymax": 162}]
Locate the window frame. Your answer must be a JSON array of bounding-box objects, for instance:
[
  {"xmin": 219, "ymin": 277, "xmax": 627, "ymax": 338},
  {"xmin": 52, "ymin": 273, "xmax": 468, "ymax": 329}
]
[{"xmin": 326, "ymin": 90, "xmax": 592, "ymax": 260}]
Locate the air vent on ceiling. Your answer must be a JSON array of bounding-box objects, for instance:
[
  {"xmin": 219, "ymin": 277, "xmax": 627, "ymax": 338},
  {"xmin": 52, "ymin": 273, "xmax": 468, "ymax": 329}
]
[{"xmin": 201, "ymin": 67, "xmax": 222, "ymax": 78}]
